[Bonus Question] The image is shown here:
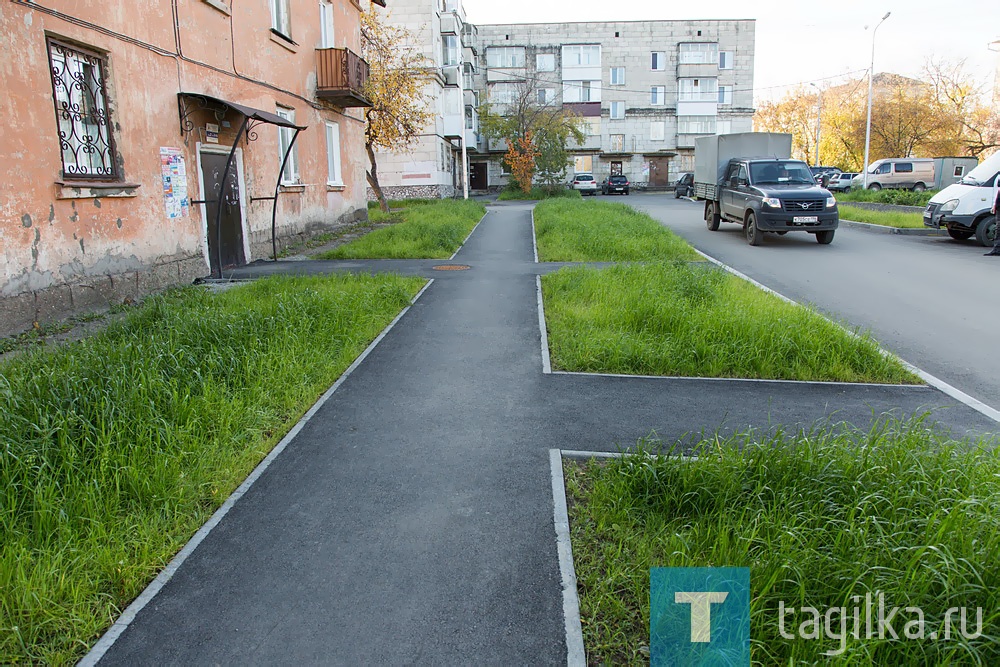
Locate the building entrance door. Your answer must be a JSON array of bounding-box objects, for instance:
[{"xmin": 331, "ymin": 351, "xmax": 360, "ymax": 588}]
[
  {"xmin": 470, "ymin": 162, "xmax": 487, "ymax": 190},
  {"xmin": 648, "ymin": 157, "xmax": 671, "ymax": 187},
  {"xmin": 200, "ymin": 150, "xmax": 246, "ymax": 273}
]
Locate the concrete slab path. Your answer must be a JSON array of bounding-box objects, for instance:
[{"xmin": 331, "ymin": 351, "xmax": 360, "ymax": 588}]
[{"xmin": 93, "ymin": 204, "xmax": 994, "ymax": 665}]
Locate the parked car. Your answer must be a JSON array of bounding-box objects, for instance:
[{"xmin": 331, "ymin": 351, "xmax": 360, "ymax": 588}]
[
  {"xmin": 571, "ymin": 173, "xmax": 598, "ymax": 196},
  {"xmin": 826, "ymin": 172, "xmax": 857, "ymax": 192},
  {"xmin": 674, "ymin": 172, "xmax": 694, "ymax": 198},
  {"xmin": 851, "ymin": 158, "xmax": 935, "ymax": 191},
  {"xmin": 601, "ymin": 175, "xmax": 630, "ymax": 195}
]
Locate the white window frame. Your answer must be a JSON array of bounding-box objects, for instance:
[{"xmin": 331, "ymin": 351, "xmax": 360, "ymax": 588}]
[
  {"xmin": 536, "ymin": 53, "xmax": 555, "ymax": 72},
  {"xmin": 574, "ymin": 155, "xmax": 593, "ymax": 173},
  {"xmin": 585, "ymin": 117, "xmax": 601, "ymax": 136},
  {"xmin": 610, "ymin": 101, "xmax": 625, "ymax": 120},
  {"xmin": 651, "ymin": 51, "xmax": 665, "ymax": 71},
  {"xmin": 719, "ymin": 51, "xmax": 733, "ymax": 70},
  {"xmin": 718, "ymin": 85, "xmax": 732, "ymax": 105},
  {"xmin": 716, "ymin": 120, "xmax": 732, "ymax": 135},
  {"xmin": 319, "ymin": 1, "xmax": 334, "ymax": 48},
  {"xmin": 650, "ymin": 121, "xmax": 665, "ymax": 141},
  {"xmin": 563, "ymin": 44, "xmax": 601, "ymax": 67},
  {"xmin": 610, "ymin": 66, "xmax": 625, "ymax": 85},
  {"xmin": 650, "ymin": 86, "xmax": 665, "ymax": 106},
  {"xmin": 488, "ymin": 82, "xmax": 518, "ymax": 105},
  {"xmin": 270, "ymin": 0, "xmax": 291, "ymax": 38},
  {"xmin": 609, "ymin": 134, "xmax": 625, "ymax": 152},
  {"xmin": 486, "ymin": 46, "xmax": 525, "ymax": 68},
  {"xmin": 538, "ymin": 87, "xmax": 555, "ymax": 105},
  {"xmin": 442, "ymin": 35, "xmax": 460, "ymax": 66},
  {"xmin": 325, "ymin": 121, "xmax": 342, "ymax": 185},
  {"xmin": 276, "ymin": 106, "xmax": 300, "ymax": 184},
  {"xmin": 679, "ymin": 78, "xmax": 718, "ymax": 102},
  {"xmin": 678, "ymin": 115, "xmax": 717, "ymax": 134},
  {"xmin": 679, "ymin": 42, "xmax": 719, "ymax": 64}
]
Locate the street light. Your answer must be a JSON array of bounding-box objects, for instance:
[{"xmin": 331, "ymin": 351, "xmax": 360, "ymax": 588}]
[
  {"xmin": 809, "ymin": 82, "xmax": 822, "ymax": 168},
  {"xmin": 862, "ymin": 11, "xmax": 891, "ymax": 189}
]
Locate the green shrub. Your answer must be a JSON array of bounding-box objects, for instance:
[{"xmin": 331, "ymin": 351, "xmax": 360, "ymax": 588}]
[{"xmin": 839, "ymin": 188, "xmax": 936, "ymax": 207}]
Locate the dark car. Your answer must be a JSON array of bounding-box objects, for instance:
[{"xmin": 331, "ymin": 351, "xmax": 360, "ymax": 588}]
[
  {"xmin": 674, "ymin": 172, "xmax": 694, "ymax": 198},
  {"xmin": 601, "ymin": 175, "xmax": 630, "ymax": 195}
]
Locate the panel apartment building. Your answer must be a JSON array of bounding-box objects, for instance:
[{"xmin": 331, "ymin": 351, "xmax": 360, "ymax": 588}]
[
  {"xmin": 1, "ymin": 0, "xmax": 379, "ymax": 336},
  {"xmin": 475, "ymin": 19, "xmax": 755, "ymax": 189}
]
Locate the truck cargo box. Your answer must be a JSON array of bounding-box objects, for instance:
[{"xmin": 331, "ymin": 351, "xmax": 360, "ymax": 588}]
[{"xmin": 694, "ymin": 133, "xmax": 793, "ymax": 198}]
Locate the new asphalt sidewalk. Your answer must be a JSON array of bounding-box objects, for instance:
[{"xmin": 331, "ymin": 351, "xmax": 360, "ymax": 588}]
[{"xmin": 92, "ymin": 204, "xmax": 995, "ymax": 665}]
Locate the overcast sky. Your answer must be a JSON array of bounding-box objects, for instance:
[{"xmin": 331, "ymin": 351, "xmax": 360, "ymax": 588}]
[{"xmin": 462, "ymin": 0, "xmax": 1000, "ymax": 102}]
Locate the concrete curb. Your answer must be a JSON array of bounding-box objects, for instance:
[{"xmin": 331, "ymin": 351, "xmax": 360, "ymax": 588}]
[
  {"xmin": 838, "ymin": 219, "xmax": 946, "ymax": 236},
  {"xmin": 548, "ymin": 450, "xmax": 587, "ymax": 667}
]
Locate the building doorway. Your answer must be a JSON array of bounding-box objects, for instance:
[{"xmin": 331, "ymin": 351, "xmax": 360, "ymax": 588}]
[
  {"xmin": 648, "ymin": 157, "xmax": 671, "ymax": 186},
  {"xmin": 470, "ymin": 162, "xmax": 487, "ymax": 190},
  {"xmin": 199, "ymin": 148, "xmax": 247, "ymax": 273},
  {"xmin": 610, "ymin": 161, "xmax": 623, "ymax": 176}
]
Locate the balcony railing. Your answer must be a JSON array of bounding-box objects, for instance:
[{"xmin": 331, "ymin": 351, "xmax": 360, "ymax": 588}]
[{"xmin": 316, "ymin": 47, "xmax": 371, "ymax": 107}]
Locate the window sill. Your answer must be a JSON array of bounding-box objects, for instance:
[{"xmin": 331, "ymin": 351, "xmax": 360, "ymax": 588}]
[
  {"xmin": 201, "ymin": 0, "xmax": 231, "ymax": 15},
  {"xmin": 280, "ymin": 183, "xmax": 305, "ymax": 193},
  {"xmin": 55, "ymin": 181, "xmax": 141, "ymax": 199},
  {"xmin": 270, "ymin": 29, "xmax": 298, "ymax": 53},
  {"xmin": 326, "ymin": 183, "xmax": 345, "ymax": 191}
]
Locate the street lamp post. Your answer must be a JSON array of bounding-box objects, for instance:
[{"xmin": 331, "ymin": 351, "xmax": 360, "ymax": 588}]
[
  {"xmin": 862, "ymin": 11, "xmax": 891, "ymax": 189},
  {"xmin": 809, "ymin": 83, "xmax": 822, "ymax": 168}
]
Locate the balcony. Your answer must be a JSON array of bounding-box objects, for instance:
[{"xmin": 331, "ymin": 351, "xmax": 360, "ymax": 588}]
[
  {"xmin": 316, "ymin": 48, "xmax": 371, "ymax": 107},
  {"xmin": 440, "ymin": 13, "xmax": 460, "ymax": 35}
]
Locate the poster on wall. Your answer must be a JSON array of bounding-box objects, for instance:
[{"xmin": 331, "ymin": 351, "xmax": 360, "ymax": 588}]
[{"xmin": 160, "ymin": 147, "xmax": 189, "ymax": 219}]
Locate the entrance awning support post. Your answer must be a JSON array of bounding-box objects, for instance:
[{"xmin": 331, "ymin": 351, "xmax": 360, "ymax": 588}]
[{"xmin": 272, "ymin": 127, "xmax": 303, "ymax": 262}]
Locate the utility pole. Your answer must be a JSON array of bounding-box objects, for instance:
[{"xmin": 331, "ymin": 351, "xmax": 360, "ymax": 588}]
[
  {"xmin": 809, "ymin": 83, "xmax": 822, "ymax": 167},
  {"xmin": 863, "ymin": 12, "xmax": 891, "ymax": 189}
]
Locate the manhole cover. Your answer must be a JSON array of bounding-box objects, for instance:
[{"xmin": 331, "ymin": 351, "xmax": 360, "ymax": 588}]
[{"xmin": 432, "ymin": 264, "xmax": 471, "ymax": 271}]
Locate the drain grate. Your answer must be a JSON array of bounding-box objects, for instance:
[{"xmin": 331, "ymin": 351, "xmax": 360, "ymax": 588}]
[{"xmin": 432, "ymin": 264, "xmax": 471, "ymax": 271}]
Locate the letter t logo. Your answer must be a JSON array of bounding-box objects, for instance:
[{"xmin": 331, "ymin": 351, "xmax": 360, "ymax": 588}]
[{"xmin": 674, "ymin": 591, "xmax": 729, "ymax": 643}]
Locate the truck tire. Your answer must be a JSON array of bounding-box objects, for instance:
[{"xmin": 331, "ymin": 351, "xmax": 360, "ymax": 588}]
[
  {"xmin": 868, "ymin": 182, "xmax": 882, "ymax": 191},
  {"xmin": 745, "ymin": 212, "xmax": 763, "ymax": 246},
  {"xmin": 975, "ymin": 216, "xmax": 997, "ymax": 247},
  {"xmin": 947, "ymin": 228, "xmax": 973, "ymax": 240},
  {"xmin": 913, "ymin": 183, "xmax": 926, "ymax": 192},
  {"xmin": 706, "ymin": 202, "xmax": 720, "ymax": 231},
  {"xmin": 815, "ymin": 229, "xmax": 835, "ymax": 244}
]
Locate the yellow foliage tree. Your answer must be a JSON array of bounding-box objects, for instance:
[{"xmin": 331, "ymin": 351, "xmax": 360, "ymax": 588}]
[
  {"xmin": 362, "ymin": 8, "xmax": 433, "ymax": 212},
  {"xmin": 505, "ymin": 132, "xmax": 539, "ymax": 193}
]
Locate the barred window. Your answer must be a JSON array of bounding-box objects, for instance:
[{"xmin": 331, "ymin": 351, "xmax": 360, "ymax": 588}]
[{"xmin": 47, "ymin": 39, "xmax": 119, "ymax": 180}]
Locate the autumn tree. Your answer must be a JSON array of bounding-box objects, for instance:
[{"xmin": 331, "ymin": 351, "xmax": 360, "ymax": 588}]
[
  {"xmin": 479, "ymin": 77, "xmax": 585, "ymax": 193},
  {"xmin": 361, "ymin": 7, "xmax": 433, "ymax": 212}
]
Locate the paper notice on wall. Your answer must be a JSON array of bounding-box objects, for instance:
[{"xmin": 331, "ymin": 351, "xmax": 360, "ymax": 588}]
[{"xmin": 160, "ymin": 147, "xmax": 189, "ymax": 219}]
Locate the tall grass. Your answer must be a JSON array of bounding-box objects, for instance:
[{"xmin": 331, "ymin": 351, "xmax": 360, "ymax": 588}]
[
  {"xmin": 318, "ymin": 199, "xmax": 485, "ymax": 259},
  {"xmin": 0, "ymin": 273, "xmax": 425, "ymax": 664},
  {"xmin": 565, "ymin": 416, "xmax": 1000, "ymax": 664},
  {"xmin": 838, "ymin": 189, "xmax": 936, "ymax": 207},
  {"xmin": 839, "ymin": 205, "xmax": 926, "ymax": 229},
  {"xmin": 534, "ymin": 199, "xmax": 699, "ymax": 262},
  {"xmin": 542, "ymin": 262, "xmax": 918, "ymax": 383}
]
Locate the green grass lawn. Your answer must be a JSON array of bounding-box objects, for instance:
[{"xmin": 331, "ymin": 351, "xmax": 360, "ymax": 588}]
[
  {"xmin": 0, "ymin": 273, "xmax": 425, "ymax": 664},
  {"xmin": 839, "ymin": 204, "xmax": 926, "ymax": 229},
  {"xmin": 498, "ymin": 186, "xmax": 581, "ymax": 201},
  {"xmin": 534, "ymin": 199, "xmax": 700, "ymax": 262},
  {"xmin": 316, "ymin": 199, "xmax": 485, "ymax": 259},
  {"xmin": 838, "ymin": 188, "xmax": 936, "ymax": 207},
  {"xmin": 541, "ymin": 262, "xmax": 918, "ymax": 383},
  {"xmin": 565, "ymin": 417, "xmax": 1000, "ymax": 664}
]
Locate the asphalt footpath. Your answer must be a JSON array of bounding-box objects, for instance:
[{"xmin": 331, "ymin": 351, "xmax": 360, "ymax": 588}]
[{"xmin": 93, "ymin": 204, "xmax": 996, "ymax": 665}]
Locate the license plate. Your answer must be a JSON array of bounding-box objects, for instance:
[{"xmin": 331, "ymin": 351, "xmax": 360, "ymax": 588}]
[{"xmin": 792, "ymin": 216, "xmax": 818, "ymax": 223}]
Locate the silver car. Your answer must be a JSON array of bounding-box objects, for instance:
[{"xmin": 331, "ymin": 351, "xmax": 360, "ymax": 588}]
[
  {"xmin": 826, "ymin": 172, "xmax": 857, "ymax": 192},
  {"xmin": 572, "ymin": 173, "xmax": 598, "ymax": 196}
]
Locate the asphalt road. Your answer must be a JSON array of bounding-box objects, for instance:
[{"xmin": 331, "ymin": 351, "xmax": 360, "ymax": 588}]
[{"xmin": 630, "ymin": 193, "xmax": 1000, "ymax": 422}]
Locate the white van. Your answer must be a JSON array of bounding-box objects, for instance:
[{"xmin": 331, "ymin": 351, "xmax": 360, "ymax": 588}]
[
  {"xmin": 851, "ymin": 158, "xmax": 935, "ymax": 191},
  {"xmin": 923, "ymin": 152, "xmax": 1000, "ymax": 246}
]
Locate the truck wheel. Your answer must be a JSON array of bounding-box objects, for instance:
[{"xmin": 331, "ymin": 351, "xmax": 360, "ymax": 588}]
[
  {"xmin": 745, "ymin": 212, "xmax": 763, "ymax": 246},
  {"xmin": 868, "ymin": 183, "xmax": 882, "ymax": 191},
  {"xmin": 975, "ymin": 216, "xmax": 997, "ymax": 247},
  {"xmin": 815, "ymin": 229, "xmax": 835, "ymax": 244},
  {"xmin": 706, "ymin": 203, "xmax": 720, "ymax": 231},
  {"xmin": 913, "ymin": 183, "xmax": 926, "ymax": 192},
  {"xmin": 947, "ymin": 228, "xmax": 973, "ymax": 240},
  {"xmin": 674, "ymin": 189, "xmax": 681, "ymax": 198}
]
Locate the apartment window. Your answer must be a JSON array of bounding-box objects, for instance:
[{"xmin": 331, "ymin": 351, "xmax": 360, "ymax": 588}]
[
  {"xmin": 319, "ymin": 1, "xmax": 334, "ymax": 48},
  {"xmin": 650, "ymin": 86, "xmax": 665, "ymax": 105},
  {"xmin": 276, "ymin": 106, "xmax": 299, "ymax": 184},
  {"xmin": 719, "ymin": 51, "xmax": 733, "ymax": 70},
  {"xmin": 651, "ymin": 51, "xmax": 665, "ymax": 71},
  {"xmin": 270, "ymin": 0, "xmax": 291, "ymax": 38},
  {"xmin": 610, "ymin": 66, "xmax": 625, "ymax": 85},
  {"xmin": 679, "ymin": 78, "xmax": 718, "ymax": 102},
  {"xmin": 609, "ymin": 134, "xmax": 625, "ymax": 152},
  {"xmin": 574, "ymin": 155, "xmax": 593, "ymax": 173},
  {"xmin": 679, "ymin": 42, "xmax": 719, "ymax": 64},
  {"xmin": 564, "ymin": 80, "xmax": 599, "ymax": 103},
  {"xmin": 610, "ymin": 101, "xmax": 625, "ymax": 120},
  {"xmin": 47, "ymin": 39, "xmax": 118, "ymax": 180},
  {"xmin": 488, "ymin": 82, "xmax": 518, "ymax": 105},
  {"xmin": 716, "ymin": 120, "xmax": 732, "ymax": 135},
  {"xmin": 486, "ymin": 46, "xmax": 525, "ymax": 68},
  {"xmin": 442, "ymin": 35, "xmax": 460, "ymax": 66},
  {"xmin": 537, "ymin": 88, "xmax": 555, "ymax": 105},
  {"xmin": 678, "ymin": 115, "xmax": 717, "ymax": 134},
  {"xmin": 584, "ymin": 117, "xmax": 601, "ymax": 136},
  {"xmin": 465, "ymin": 106, "xmax": 476, "ymax": 130},
  {"xmin": 718, "ymin": 85, "xmax": 732, "ymax": 105},
  {"xmin": 650, "ymin": 121, "xmax": 665, "ymax": 141},
  {"xmin": 563, "ymin": 45, "xmax": 600, "ymax": 66},
  {"xmin": 536, "ymin": 53, "xmax": 555, "ymax": 71},
  {"xmin": 325, "ymin": 121, "xmax": 342, "ymax": 185}
]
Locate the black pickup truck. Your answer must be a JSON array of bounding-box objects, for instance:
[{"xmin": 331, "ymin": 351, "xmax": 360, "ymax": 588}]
[{"xmin": 701, "ymin": 158, "xmax": 840, "ymax": 245}]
